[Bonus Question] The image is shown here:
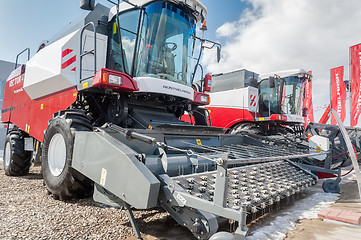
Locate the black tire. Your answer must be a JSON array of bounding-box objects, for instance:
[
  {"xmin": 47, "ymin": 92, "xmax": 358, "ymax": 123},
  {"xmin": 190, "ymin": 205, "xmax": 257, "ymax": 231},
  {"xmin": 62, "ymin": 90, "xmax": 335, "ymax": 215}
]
[
  {"xmin": 42, "ymin": 110, "xmax": 93, "ymax": 200},
  {"xmin": 3, "ymin": 130, "xmax": 32, "ymax": 176},
  {"xmin": 322, "ymin": 179, "xmax": 341, "ymax": 193}
]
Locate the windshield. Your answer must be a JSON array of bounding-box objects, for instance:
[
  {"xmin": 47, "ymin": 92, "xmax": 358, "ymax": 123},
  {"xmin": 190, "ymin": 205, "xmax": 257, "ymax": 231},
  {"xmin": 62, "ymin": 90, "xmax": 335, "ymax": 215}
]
[
  {"xmin": 134, "ymin": 2, "xmax": 196, "ymax": 86},
  {"xmin": 259, "ymin": 76, "xmax": 304, "ymax": 116}
]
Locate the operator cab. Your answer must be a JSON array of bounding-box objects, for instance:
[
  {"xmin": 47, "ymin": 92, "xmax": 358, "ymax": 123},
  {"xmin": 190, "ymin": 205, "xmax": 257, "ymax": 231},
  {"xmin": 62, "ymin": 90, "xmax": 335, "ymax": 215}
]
[
  {"xmin": 107, "ymin": 0, "xmax": 206, "ymax": 102},
  {"xmin": 258, "ymin": 69, "xmax": 312, "ymax": 123}
]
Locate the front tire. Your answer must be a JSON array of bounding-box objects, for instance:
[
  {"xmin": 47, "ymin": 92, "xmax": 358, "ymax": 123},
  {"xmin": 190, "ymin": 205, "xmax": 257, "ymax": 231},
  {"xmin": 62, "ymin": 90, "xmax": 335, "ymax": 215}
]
[
  {"xmin": 42, "ymin": 110, "xmax": 93, "ymax": 200},
  {"xmin": 3, "ymin": 130, "xmax": 32, "ymax": 176}
]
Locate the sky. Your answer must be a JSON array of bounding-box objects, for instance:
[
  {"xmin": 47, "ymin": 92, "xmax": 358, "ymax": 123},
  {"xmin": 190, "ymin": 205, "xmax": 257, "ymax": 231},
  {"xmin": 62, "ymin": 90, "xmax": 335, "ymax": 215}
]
[
  {"xmin": 201, "ymin": 0, "xmax": 361, "ymax": 126},
  {"xmin": 1, "ymin": 0, "xmax": 361, "ymax": 126}
]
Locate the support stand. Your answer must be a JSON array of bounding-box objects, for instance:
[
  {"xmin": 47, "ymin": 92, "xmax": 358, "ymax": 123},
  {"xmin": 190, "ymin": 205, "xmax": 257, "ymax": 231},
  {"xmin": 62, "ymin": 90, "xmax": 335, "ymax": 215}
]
[{"xmin": 124, "ymin": 203, "xmax": 143, "ymax": 240}]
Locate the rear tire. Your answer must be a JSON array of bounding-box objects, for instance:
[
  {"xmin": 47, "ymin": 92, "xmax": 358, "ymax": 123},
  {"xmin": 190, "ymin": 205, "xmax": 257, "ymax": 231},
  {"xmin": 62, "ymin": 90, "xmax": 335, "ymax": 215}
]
[
  {"xmin": 42, "ymin": 110, "xmax": 93, "ymax": 200},
  {"xmin": 3, "ymin": 130, "xmax": 32, "ymax": 176}
]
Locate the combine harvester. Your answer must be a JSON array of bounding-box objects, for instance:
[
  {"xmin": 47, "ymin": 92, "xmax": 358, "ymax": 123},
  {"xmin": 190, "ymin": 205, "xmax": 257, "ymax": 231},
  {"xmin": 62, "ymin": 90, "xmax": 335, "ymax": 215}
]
[
  {"xmin": 2, "ymin": 1, "xmax": 325, "ymax": 239},
  {"xmin": 203, "ymin": 69, "xmax": 310, "ymax": 135}
]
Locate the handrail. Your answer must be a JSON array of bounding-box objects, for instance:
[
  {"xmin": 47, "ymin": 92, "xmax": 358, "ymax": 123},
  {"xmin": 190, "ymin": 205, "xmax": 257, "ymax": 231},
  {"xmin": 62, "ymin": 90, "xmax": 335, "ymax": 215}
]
[
  {"xmin": 80, "ymin": 22, "xmax": 97, "ymax": 82},
  {"xmin": 15, "ymin": 48, "xmax": 30, "ymax": 69}
]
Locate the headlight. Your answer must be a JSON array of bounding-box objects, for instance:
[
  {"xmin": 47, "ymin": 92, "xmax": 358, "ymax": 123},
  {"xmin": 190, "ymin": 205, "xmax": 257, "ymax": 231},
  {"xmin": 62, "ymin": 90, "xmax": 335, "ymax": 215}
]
[
  {"xmin": 109, "ymin": 75, "xmax": 122, "ymax": 85},
  {"xmin": 201, "ymin": 95, "xmax": 208, "ymax": 103}
]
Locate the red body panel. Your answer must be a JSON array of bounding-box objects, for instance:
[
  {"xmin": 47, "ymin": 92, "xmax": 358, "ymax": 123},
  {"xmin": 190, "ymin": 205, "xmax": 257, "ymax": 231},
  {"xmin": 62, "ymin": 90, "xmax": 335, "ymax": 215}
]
[
  {"xmin": 1, "ymin": 72, "xmax": 77, "ymax": 142},
  {"xmin": 206, "ymin": 106, "xmax": 255, "ymax": 129}
]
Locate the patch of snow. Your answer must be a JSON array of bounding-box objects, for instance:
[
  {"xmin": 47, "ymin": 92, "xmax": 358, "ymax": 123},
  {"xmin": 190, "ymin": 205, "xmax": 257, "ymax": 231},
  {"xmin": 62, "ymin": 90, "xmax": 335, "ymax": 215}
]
[
  {"xmin": 247, "ymin": 184, "xmax": 339, "ymax": 240},
  {"xmin": 0, "ymin": 149, "xmax": 3, "ymax": 164}
]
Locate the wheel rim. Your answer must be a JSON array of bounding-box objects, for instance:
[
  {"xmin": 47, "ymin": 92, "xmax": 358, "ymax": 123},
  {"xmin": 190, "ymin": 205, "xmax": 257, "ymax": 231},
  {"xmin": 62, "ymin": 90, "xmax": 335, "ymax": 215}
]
[
  {"xmin": 48, "ymin": 133, "xmax": 67, "ymax": 177},
  {"xmin": 4, "ymin": 142, "xmax": 11, "ymax": 167}
]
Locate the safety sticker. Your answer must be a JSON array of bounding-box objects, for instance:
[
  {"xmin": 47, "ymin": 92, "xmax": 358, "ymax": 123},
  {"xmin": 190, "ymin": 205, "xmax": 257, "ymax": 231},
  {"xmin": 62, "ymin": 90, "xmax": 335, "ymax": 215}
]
[
  {"xmin": 196, "ymin": 139, "xmax": 202, "ymax": 145},
  {"xmin": 113, "ymin": 22, "xmax": 117, "ymax": 34},
  {"xmin": 176, "ymin": 193, "xmax": 187, "ymax": 205},
  {"xmin": 100, "ymin": 168, "xmax": 107, "ymax": 187},
  {"xmin": 25, "ymin": 124, "xmax": 30, "ymax": 133},
  {"xmin": 40, "ymin": 104, "xmax": 43, "ymax": 110}
]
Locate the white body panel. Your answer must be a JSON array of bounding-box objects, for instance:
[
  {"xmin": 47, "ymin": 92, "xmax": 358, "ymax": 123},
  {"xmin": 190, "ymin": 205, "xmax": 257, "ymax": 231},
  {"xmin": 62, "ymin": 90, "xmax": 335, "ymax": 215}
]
[
  {"xmin": 208, "ymin": 87, "xmax": 258, "ymax": 112},
  {"xmin": 309, "ymin": 135, "xmax": 329, "ymax": 160},
  {"xmin": 259, "ymin": 69, "xmax": 312, "ymax": 81},
  {"xmin": 109, "ymin": 0, "xmax": 207, "ymax": 22},
  {"xmin": 23, "ymin": 30, "xmax": 107, "ymax": 100},
  {"xmin": 134, "ymin": 77, "xmax": 194, "ymax": 100},
  {"xmin": 24, "ymin": 31, "xmax": 77, "ymax": 100}
]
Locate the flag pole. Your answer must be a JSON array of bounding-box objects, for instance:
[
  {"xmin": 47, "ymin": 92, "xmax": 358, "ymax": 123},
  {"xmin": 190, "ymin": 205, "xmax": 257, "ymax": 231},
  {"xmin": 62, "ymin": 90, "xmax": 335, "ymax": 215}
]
[
  {"xmin": 349, "ymin": 46, "xmax": 352, "ymax": 127},
  {"xmin": 330, "ymin": 68, "xmax": 332, "ymax": 124}
]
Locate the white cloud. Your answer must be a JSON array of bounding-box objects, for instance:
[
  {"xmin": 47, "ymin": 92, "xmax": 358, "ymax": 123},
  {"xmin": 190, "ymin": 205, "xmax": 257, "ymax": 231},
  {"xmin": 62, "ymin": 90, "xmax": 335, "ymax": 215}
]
[{"xmin": 203, "ymin": 0, "xmax": 361, "ymax": 124}]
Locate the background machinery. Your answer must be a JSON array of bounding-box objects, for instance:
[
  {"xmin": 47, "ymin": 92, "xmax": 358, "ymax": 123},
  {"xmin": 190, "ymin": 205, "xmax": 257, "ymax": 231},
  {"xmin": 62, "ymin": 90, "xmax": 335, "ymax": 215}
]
[
  {"xmin": 204, "ymin": 69, "xmax": 310, "ymax": 136},
  {"xmin": 2, "ymin": 0, "xmax": 325, "ymax": 239},
  {"xmin": 201, "ymin": 68, "xmax": 361, "ymax": 193}
]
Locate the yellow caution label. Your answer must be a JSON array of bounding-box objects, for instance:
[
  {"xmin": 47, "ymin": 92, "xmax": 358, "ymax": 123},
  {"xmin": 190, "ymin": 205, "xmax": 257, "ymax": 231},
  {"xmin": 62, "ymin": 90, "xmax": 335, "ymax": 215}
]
[
  {"xmin": 100, "ymin": 168, "xmax": 107, "ymax": 187},
  {"xmin": 40, "ymin": 104, "xmax": 43, "ymax": 110},
  {"xmin": 148, "ymin": 125, "xmax": 153, "ymax": 130},
  {"xmin": 316, "ymin": 146, "xmax": 321, "ymax": 152},
  {"xmin": 196, "ymin": 139, "xmax": 202, "ymax": 145},
  {"xmin": 36, "ymin": 141, "xmax": 39, "ymax": 150},
  {"xmin": 27, "ymin": 125, "xmax": 30, "ymax": 133},
  {"xmin": 259, "ymin": 118, "xmax": 264, "ymax": 121},
  {"xmin": 73, "ymin": 93, "xmax": 77, "ymax": 97},
  {"xmin": 113, "ymin": 22, "xmax": 117, "ymax": 34},
  {"xmin": 82, "ymin": 82, "xmax": 88, "ymax": 89}
]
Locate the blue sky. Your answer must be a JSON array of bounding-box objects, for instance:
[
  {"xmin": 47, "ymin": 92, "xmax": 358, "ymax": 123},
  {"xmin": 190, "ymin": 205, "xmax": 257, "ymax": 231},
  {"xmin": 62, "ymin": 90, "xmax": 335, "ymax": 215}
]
[
  {"xmin": 1, "ymin": 0, "xmax": 361, "ymax": 126},
  {"xmin": 0, "ymin": 0, "xmax": 246, "ymax": 63}
]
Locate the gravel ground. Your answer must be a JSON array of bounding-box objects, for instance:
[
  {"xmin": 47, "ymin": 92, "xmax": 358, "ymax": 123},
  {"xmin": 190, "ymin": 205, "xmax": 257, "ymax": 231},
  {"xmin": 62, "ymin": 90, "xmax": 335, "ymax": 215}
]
[
  {"xmin": 0, "ymin": 164, "xmax": 193, "ymax": 240},
  {"xmin": 0, "ymin": 159, "xmax": 345, "ymax": 240}
]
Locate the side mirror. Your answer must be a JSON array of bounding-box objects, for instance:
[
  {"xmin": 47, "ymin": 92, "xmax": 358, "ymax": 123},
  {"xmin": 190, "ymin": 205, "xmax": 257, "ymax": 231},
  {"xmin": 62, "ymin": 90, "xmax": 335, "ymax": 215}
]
[
  {"xmin": 302, "ymin": 107, "xmax": 308, "ymax": 117},
  {"xmin": 80, "ymin": 0, "xmax": 95, "ymax": 10},
  {"xmin": 203, "ymin": 74, "xmax": 212, "ymax": 92},
  {"xmin": 269, "ymin": 76, "xmax": 275, "ymax": 88},
  {"xmin": 216, "ymin": 46, "xmax": 221, "ymax": 63}
]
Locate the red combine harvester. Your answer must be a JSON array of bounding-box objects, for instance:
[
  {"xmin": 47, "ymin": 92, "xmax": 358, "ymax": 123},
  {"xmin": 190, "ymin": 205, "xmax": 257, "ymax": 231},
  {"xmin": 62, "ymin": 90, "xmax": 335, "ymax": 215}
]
[{"xmin": 203, "ymin": 69, "xmax": 311, "ymax": 135}]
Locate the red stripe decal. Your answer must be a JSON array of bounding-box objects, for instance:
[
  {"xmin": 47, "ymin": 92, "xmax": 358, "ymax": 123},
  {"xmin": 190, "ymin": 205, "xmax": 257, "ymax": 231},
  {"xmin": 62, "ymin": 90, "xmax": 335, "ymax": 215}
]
[
  {"xmin": 62, "ymin": 49, "xmax": 73, "ymax": 58},
  {"xmin": 71, "ymin": 67, "xmax": 76, "ymax": 71},
  {"xmin": 61, "ymin": 55, "xmax": 76, "ymax": 69}
]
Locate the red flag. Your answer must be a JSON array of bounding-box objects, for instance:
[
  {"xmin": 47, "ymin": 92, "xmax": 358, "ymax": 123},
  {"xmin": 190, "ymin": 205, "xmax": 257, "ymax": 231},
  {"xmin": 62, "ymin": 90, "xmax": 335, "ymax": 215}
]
[
  {"xmin": 303, "ymin": 71, "xmax": 314, "ymax": 127},
  {"xmin": 330, "ymin": 66, "xmax": 346, "ymax": 125},
  {"xmin": 350, "ymin": 44, "xmax": 361, "ymax": 127}
]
